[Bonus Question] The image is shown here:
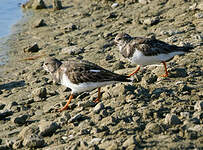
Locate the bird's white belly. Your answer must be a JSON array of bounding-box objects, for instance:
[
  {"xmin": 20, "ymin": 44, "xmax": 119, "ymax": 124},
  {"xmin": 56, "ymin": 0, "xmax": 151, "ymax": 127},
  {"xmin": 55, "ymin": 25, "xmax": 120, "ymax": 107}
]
[
  {"xmin": 130, "ymin": 50, "xmax": 184, "ymax": 66},
  {"xmin": 61, "ymin": 74, "xmax": 116, "ymax": 94}
]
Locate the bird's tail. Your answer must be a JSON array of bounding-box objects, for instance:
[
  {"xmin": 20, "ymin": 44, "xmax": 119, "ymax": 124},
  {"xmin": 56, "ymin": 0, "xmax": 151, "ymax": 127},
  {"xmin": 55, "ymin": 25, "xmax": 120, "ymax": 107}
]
[
  {"xmin": 116, "ymin": 74, "xmax": 132, "ymax": 82},
  {"xmin": 176, "ymin": 45, "xmax": 194, "ymax": 53}
]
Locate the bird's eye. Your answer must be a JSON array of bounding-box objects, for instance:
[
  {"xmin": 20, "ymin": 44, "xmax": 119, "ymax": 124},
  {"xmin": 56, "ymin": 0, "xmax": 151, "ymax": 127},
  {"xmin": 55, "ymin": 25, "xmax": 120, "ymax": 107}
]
[{"xmin": 44, "ymin": 63, "xmax": 48, "ymax": 65}]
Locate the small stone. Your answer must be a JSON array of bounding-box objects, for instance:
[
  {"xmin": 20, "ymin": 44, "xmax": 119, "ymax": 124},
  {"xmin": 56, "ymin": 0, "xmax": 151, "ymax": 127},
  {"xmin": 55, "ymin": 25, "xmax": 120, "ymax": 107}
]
[
  {"xmin": 39, "ymin": 120, "xmax": 60, "ymax": 137},
  {"xmin": 64, "ymin": 23, "xmax": 77, "ymax": 31},
  {"xmin": 192, "ymin": 111, "xmax": 203, "ymax": 120},
  {"xmin": 143, "ymin": 16, "xmax": 160, "ymax": 26},
  {"xmin": 145, "ymin": 122, "xmax": 163, "ymax": 134},
  {"xmin": 165, "ymin": 114, "xmax": 181, "ymax": 125},
  {"xmin": 69, "ymin": 114, "xmax": 85, "ymax": 123},
  {"xmin": 24, "ymin": 43, "xmax": 40, "ymax": 53},
  {"xmin": 32, "ymin": 19, "xmax": 46, "ymax": 28},
  {"xmin": 32, "ymin": 0, "xmax": 46, "ymax": 9},
  {"xmin": 56, "ymin": 111, "xmax": 71, "ymax": 125},
  {"xmin": 197, "ymin": 2, "xmax": 203, "ymax": 11},
  {"xmin": 111, "ymin": 3, "xmax": 119, "ymax": 8},
  {"xmin": 22, "ymin": 134, "xmax": 45, "ymax": 148},
  {"xmin": 194, "ymin": 101, "xmax": 203, "ymax": 111},
  {"xmin": 18, "ymin": 124, "xmax": 39, "ymax": 139},
  {"xmin": 0, "ymin": 103, "xmax": 5, "ymax": 110},
  {"xmin": 12, "ymin": 114, "xmax": 29, "ymax": 125},
  {"xmin": 52, "ymin": 0, "xmax": 62, "ymax": 10},
  {"xmin": 32, "ymin": 87, "xmax": 47, "ymax": 100},
  {"xmin": 0, "ymin": 109, "xmax": 13, "ymax": 119},
  {"xmin": 61, "ymin": 46, "xmax": 84, "ymax": 55},
  {"xmin": 123, "ymin": 136, "xmax": 137, "ymax": 148},
  {"xmin": 89, "ymin": 138, "xmax": 102, "ymax": 145},
  {"xmin": 93, "ymin": 102, "xmax": 105, "ymax": 114},
  {"xmin": 138, "ymin": 0, "xmax": 150, "ymax": 4},
  {"xmin": 180, "ymin": 112, "xmax": 190, "ymax": 119}
]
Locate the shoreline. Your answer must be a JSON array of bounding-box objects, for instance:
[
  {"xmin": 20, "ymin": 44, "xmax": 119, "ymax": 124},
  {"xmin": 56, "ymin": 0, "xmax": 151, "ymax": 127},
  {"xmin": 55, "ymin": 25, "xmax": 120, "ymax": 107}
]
[{"xmin": 0, "ymin": 0, "xmax": 202, "ymax": 149}]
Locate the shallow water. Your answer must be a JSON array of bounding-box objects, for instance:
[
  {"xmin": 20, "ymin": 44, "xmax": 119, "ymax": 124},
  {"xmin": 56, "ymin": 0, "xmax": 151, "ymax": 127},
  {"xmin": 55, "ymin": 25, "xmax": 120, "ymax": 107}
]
[{"xmin": 0, "ymin": 0, "xmax": 26, "ymax": 65}]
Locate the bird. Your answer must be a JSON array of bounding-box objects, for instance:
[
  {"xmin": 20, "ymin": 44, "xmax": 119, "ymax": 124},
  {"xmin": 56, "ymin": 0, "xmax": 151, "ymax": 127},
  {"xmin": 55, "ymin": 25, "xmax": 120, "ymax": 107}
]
[
  {"xmin": 43, "ymin": 57, "xmax": 131, "ymax": 112},
  {"xmin": 114, "ymin": 33, "xmax": 193, "ymax": 77}
]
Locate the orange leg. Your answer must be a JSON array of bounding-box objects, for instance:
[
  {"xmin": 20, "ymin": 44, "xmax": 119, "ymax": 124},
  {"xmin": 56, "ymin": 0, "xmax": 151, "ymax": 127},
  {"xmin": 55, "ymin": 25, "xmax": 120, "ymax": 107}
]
[
  {"xmin": 58, "ymin": 94, "xmax": 74, "ymax": 112},
  {"xmin": 161, "ymin": 61, "xmax": 169, "ymax": 77},
  {"xmin": 93, "ymin": 87, "xmax": 101, "ymax": 103},
  {"xmin": 128, "ymin": 66, "xmax": 140, "ymax": 77}
]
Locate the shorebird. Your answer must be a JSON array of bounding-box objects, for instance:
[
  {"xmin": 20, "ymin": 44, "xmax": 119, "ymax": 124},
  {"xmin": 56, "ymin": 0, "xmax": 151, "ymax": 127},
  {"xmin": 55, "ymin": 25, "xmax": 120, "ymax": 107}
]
[
  {"xmin": 114, "ymin": 33, "xmax": 193, "ymax": 77},
  {"xmin": 43, "ymin": 57, "xmax": 131, "ymax": 112}
]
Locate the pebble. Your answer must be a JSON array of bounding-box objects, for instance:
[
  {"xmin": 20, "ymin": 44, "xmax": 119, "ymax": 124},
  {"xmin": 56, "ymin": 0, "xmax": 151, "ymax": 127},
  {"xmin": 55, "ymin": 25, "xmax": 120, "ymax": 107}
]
[
  {"xmin": 144, "ymin": 122, "xmax": 163, "ymax": 134},
  {"xmin": 194, "ymin": 101, "xmax": 203, "ymax": 111},
  {"xmin": 143, "ymin": 16, "xmax": 160, "ymax": 26},
  {"xmin": 89, "ymin": 138, "xmax": 102, "ymax": 145},
  {"xmin": 53, "ymin": 0, "xmax": 63, "ymax": 10},
  {"xmin": 61, "ymin": 46, "xmax": 84, "ymax": 55},
  {"xmin": 93, "ymin": 102, "xmax": 105, "ymax": 114},
  {"xmin": 57, "ymin": 111, "xmax": 71, "ymax": 125},
  {"xmin": 165, "ymin": 114, "xmax": 181, "ymax": 125},
  {"xmin": 18, "ymin": 124, "xmax": 39, "ymax": 139},
  {"xmin": 24, "ymin": 43, "xmax": 40, "ymax": 53},
  {"xmin": 0, "ymin": 109, "xmax": 13, "ymax": 119},
  {"xmin": 122, "ymin": 136, "xmax": 137, "ymax": 148},
  {"xmin": 39, "ymin": 120, "xmax": 60, "ymax": 137},
  {"xmin": 22, "ymin": 134, "xmax": 45, "ymax": 148},
  {"xmin": 69, "ymin": 114, "xmax": 85, "ymax": 123},
  {"xmin": 12, "ymin": 114, "xmax": 29, "ymax": 125},
  {"xmin": 32, "ymin": 87, "xmax": 47, "ymax": 100},
  {"xmin": 111, "ymin": 3, "xmax": 119, "ymax": 8},
  {"xmin": 32, "ymin": 0, "xmax": 46, "ymax": 9},
  {"xmin": 0, "ymin": 103, "xmax": 5, "ymax": 110},
  {"xmin": 12, "ymin": 139, "xmax": 23, "ymax": 149},
  {"xmin": 32, "ymin": 18, "xmax": 46, "ymax": 28},
  {"xmin": 195, "ymin": 13, "xmax": 203, "ymax": 19}
]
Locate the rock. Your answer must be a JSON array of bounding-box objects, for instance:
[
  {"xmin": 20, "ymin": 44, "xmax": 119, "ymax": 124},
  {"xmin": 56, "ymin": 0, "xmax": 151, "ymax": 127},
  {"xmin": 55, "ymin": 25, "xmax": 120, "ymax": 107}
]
[
  {"xmin": 123, "ymin": 136, "xmax": 137, "ymax": 148},
  {"xmin": 53, "ymin": 0, "xmax": 63, "ymax": 10},
  {"xmin": 32, "ymin": 87, "xmax": 47, "ymax": 100},
  {"xmin": 21, "ymin": 0, "xmax": 34, "ymax": 9},
  {"xmin": 0, "ymin": 109, "xmax": 13, "ymax": 119},
  {"xmin": 57, "ymin": 113, "xmax": 71, "ymax": 126},
  {"xmin": 93, "ymin": 102, "xmax": 105, "ymax": 114},
  {"xmin": 144, "ymin": 122, "xmax": 163, "ymax": 134},
  {"xmin": 18, "ymin": 124, "xmax": 39, "ymax": 139},
  {"xmin": 89, "ymin": 138, "xmax": 102, "ymax": 145},
  {"xmin": 111, "ymin": 3, "xmax": 119, "ymax": 8},
  {"xmin": 24, "ymin": 43, "xmax": 40, "ymax": 53},
  {"xmin": 64, "ymin": 23, "xmax": 77, "ymax": 32},
  {"xmin": 165, "ymin": 114, "xmax": 181, "ymax": 125},
  {"xmin": 32, "ymin": 18, "xmax": 46, "ymax": 28},
  {"xmin": 22, "ymin": 134, "xmax": 45, "ymax": 148},
  {"xmin": 143, "ymin": 16, "xmax": 160, "ymax": 26},
  {"xmin": 12, "ymin": 114, "xmax": 29, "ymax": 125},
  {"xmin": 39, "ymin": 120, "xmax": 60, "ymax": 137},
  {"xmin": 99, "ymin": 140, "xmax": 118, "ymax": 150},
  {"xmin": 0, "ymin": 103, "xmax": 5, "ymax": 110},
  {"xmin": 69, "ymin": 114, "xmax": 86, "ymax": 123},
  {"xmin": 194, "ymin": 101, "xmax": 203, "ymax": 111},
  {"xmin": 192, "ymin": 111, "xmax": 203, "ymax": 120},
  {"xmin": 138, "ymin": 0, "xmax": 150, "ymax": 4},
  {"xmin": 61, "ymin": 46, "xmax": 84, "ymax": 55},
  {"xmin": 180, "ymin": 112, "xmax": 190, "ymax": 119},
  {"xmin": 32, "ymin": 0, "xmax": 46, "ymax": 9}
]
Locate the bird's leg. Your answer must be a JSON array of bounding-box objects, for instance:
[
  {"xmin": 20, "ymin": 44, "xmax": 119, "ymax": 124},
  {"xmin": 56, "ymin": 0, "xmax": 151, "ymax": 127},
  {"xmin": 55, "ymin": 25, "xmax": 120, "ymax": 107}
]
[
  {"xmin": 161, "ymin": 61, "xmax": 169, "ymax": 77},
  {"xmin": 128, "ymin": 66, "xmax": 140, "ymax": 77},
  {"xmin": 58, "ymin": 94, "xmax": 74, "ymax": 112},
  {"xmin": 93, "ymin": 87, "xmax": 101, "ymax": 103}
]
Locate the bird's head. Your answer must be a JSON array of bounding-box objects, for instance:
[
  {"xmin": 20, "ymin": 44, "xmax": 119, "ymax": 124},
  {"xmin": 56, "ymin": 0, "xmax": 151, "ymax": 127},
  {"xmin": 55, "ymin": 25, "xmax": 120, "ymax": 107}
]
[
  {"xmin": 43, "ymin": 57, "xmax": 62, "ymax": 73},
  {"xmin": 114, "ymin": 33, "xmax": 132, "ymax": 47}
]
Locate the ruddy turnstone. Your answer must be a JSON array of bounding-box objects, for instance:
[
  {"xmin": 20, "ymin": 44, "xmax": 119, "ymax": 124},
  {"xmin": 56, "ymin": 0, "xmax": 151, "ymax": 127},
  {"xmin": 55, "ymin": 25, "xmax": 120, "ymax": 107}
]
[
  {"xmin": 43, "ymin": 57, "xmax": 131, "ymax": 112},
  {"xmin": 114, "ymin": 33, "xmax": 193, "ymax": 77}
]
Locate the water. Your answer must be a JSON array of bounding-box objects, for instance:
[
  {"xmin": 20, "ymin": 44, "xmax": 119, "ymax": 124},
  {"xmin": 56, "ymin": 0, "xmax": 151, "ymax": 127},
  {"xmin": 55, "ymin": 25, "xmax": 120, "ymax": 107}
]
[{"xmin": 0, "ymin": 0, "xmax": 27, "ymax": 65}]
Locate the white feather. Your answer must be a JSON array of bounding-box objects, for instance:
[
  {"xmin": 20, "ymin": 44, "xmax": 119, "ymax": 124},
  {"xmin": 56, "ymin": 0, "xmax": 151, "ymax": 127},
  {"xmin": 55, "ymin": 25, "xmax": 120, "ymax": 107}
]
[
  {"xmin": 90, "ymin": 70, "xmax": 101, "ymax": 73},
  {"xmin": 130, "ymin": 50, "xmax": 185, "ymax": 66},
  {"xmin": 61, "ymin": 74, "xmax": 117, "ymax": 94}
]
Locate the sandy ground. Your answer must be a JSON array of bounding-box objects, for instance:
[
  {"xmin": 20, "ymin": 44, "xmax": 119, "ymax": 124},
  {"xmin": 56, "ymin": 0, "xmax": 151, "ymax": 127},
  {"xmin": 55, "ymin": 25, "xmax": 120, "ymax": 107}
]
[{"xmin": 0, "ymin": 0, "xmax": 202, "ymax": 149}]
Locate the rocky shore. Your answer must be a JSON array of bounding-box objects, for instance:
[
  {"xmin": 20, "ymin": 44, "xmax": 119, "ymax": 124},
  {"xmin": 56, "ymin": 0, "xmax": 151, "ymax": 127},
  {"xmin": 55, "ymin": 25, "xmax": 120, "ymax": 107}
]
[{"xmin": 0, "ymin": 0, "xmax": 202, "ymax": 149}]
